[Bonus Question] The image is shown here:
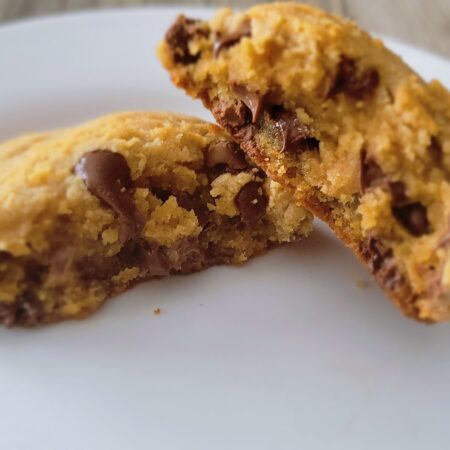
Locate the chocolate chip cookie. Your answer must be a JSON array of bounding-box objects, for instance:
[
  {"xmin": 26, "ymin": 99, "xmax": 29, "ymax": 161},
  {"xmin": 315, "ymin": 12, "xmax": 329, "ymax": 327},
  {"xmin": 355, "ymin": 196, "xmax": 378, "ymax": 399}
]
[
  {"xmin": 0, "ymin": 112, "xmax": 312, "ymax": 327},
  {"xmin": 159, "ymin": 4, "xmax": 450, "ymax": 322}
]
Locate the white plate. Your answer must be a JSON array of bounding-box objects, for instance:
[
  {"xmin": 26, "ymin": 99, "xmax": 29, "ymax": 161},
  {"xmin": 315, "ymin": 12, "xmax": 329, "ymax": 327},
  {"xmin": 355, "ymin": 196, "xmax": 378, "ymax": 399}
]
[{"xmin": 1, "ymin": 8, "xmax": 450, "ymax": 450}]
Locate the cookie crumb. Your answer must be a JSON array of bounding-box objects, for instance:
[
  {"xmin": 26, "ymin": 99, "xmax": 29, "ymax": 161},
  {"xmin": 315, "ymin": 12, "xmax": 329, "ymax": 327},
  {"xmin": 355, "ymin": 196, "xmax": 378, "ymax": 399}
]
[{"xmin": 153, "ymin": 308, "xmax": 161, "ymax": 315}]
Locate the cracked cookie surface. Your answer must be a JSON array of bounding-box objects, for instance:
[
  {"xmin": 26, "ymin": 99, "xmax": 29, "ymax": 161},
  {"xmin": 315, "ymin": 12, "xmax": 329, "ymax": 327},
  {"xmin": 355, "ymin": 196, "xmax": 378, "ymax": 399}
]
[
  {"xmin": 159, "ymin": 3, "xmax": 450, "ymax": 322},
  {"xmin": 0, "ymin": 112, "xmax": 312, "ymax": 327}
]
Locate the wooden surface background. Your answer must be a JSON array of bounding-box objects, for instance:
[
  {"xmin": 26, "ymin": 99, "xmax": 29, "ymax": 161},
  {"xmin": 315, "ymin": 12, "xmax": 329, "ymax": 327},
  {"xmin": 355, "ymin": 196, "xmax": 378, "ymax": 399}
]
[{"xmin": 0, "ymin": 0, "xmax": 449, "ymax": 58}]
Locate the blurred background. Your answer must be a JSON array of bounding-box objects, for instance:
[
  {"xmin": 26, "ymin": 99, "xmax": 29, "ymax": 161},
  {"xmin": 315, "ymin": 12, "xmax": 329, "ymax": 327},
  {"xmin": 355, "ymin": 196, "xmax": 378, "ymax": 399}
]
[{"xmin": 0, "ymin": 0, "xmax": 449, "ymax": 58}]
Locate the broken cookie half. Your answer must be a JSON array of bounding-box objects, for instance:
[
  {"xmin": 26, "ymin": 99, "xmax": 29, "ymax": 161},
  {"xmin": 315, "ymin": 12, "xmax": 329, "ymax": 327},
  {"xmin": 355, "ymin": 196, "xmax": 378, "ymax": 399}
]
[
  {"xmin": 159, "ymin": 3, "xmax": 450, "ymax": 322},
  {"xmin": 0, "ymin": 112, "xmax": 312, "ymax": 327}
]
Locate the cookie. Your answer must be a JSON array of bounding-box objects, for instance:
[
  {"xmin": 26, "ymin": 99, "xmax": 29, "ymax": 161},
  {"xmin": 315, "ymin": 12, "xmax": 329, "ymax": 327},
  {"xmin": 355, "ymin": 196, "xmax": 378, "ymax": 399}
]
[
  {"xmin": 0, "ymin": 112, "xmax": 312, "ymax": 327},
  {"xmin": 159, "ymin": 4, "xmax": 450, "ymax": 322}
]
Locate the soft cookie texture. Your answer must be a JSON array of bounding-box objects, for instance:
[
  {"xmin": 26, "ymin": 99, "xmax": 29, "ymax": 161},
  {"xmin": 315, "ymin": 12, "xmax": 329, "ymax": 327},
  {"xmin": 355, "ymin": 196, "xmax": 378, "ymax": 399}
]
[
  {"xmin": 0, "ymin": 112, "xmax": 312, "ymax": 327},
  {"xmin": 159, "ymin": 3, "xmax": 450, "ymax": 322}
]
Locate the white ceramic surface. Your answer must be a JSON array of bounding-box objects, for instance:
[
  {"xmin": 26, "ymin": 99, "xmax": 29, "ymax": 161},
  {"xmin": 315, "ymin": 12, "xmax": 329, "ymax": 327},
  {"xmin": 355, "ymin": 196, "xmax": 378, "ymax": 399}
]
[{"xmin": 1, "ymin": 8, "xmax": 450, "ymax": 450}]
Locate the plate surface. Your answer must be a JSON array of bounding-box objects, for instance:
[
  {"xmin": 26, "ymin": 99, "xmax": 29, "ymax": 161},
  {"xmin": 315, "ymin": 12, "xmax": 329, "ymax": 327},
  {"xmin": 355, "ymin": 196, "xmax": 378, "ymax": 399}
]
[{"xmin": 1, "ymin": 8, "xmax": 450, "ymax": 450}]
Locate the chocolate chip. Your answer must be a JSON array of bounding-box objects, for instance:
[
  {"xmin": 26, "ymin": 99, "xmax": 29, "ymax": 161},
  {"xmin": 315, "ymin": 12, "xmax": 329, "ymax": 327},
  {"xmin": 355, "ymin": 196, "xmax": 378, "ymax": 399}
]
[
  {"xmin": 151, "ymin": 188, "xmax": 171, "ymax": 203},
  {"xmin": 381, "ymin": 262, "xmax": 404, "ymax": 291},
  {"xmin": 360, "ymin": 151, "xmax": 408, "ymax": 204},
  {"xmin": 24, "ymin": 260, "xmax": 48, "ymax": 285},
  {"xmin": 76, "ymin": 254, "xmax": 122, "ymax": 283},
  {"xmin": 234, "ymin": 181, "xmax": 268, "ymax": 225},
  {"xmin": 215, "ymin": 19, "xmax": 251, "ymax": 56},
  {"xmin": 429, "ymin": 136, "xmax": 443, "ymax": 165},
  {"xmin": 206, "ymin": 140, "xmax": 248, "ymax": 172},
  {"xmin": 75, "ymin": 150, "xmax": 145, "ymax": 244},
  {"xmin": 0, "ymin": 251, "xmax": 12, "ymax": 262},
  {"xmin": 165, "ymin": 15, "xmax": 208, "ymax": 65},
  {"xmin": 232, "ymin": 85, "xmax": 265, "ymax": 123},
  {"xmin": 328, "ymin": 56, "xmax": 380, "ymax": 100},
  {"xmin": 213, "ymin": 99, "xmax": 251, "ymax": 128},
  {"xmin": 140, "ymin": 242, "xmax": 171, "ymax": 277},
  {"xmin": 177, "ymin": 193, "xmax": 211, "ymax": 227},
  {"xmin": 0, "ymin": 291, "xmax": 44, "ymax": 327},
  {"xmin": 360, "ymin": 150, "xmax": 386, "ymax": 193},
  {"xmin": 359, "ymin": 238, "xmax": 403, "ymax": 290},
  {"xmin": 254, "ymin": 168, "xmax": 267, "ymax": 180},
  {"xmin": 171, "ymin": 238, "xmax": 205, "ymax": 273},
  {"xmin": 286, "ymin": 167, "xmax": 297, "ymax": 178},
  {"xmin": 116, "ymin": 239, "xmax": 170, "ymax": 278},
  {"xmin": 392, "ymin": 203, "xmax": 430, "ymax": 236},
  {"xmin": 76, "ymin": 233, "xmax": 206, "ymax": 289},
  {"xmin": 206, "ymin": 243, "xmax": 236, "ymax": 263},
  {"xmin": 270, "ymin": 106, "xmax": 320, "ymax": 154},
  {"xmin": 234, "ymin": 123, "xmax": 257, "ymax": 145},
  {"xmin": 121, "ymin": 237, "xmax": 206, "ymax": 278},
  {"xmin": 389, "ymin": 181, "xmax": 407, "ymax": 205},
  {"xmin": 361, "ymin": 237, "xmax": 391, "ymax": 273}
]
